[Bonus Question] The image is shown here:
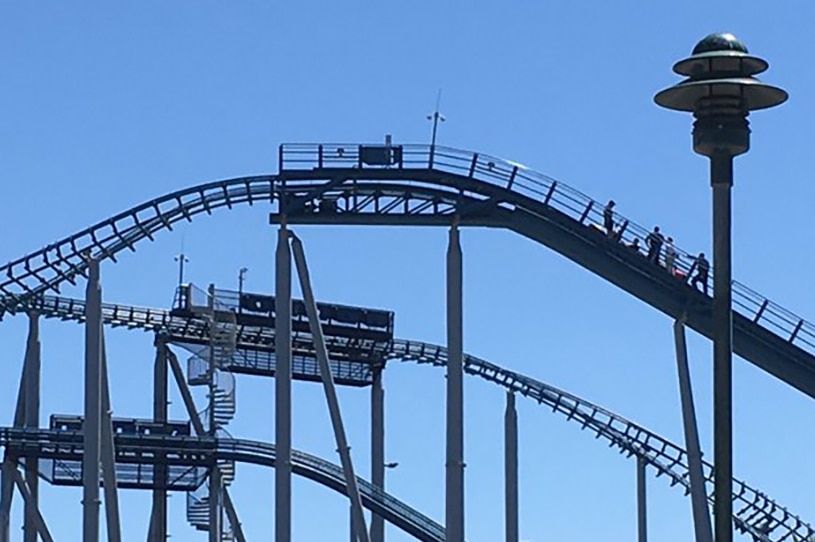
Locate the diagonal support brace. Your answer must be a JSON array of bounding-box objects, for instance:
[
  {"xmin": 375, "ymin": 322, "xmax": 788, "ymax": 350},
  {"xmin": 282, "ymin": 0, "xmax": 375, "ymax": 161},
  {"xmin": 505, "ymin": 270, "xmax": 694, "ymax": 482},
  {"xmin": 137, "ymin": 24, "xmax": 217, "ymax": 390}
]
[{"xmin": 290, "ymin": 233, "xmax": 370, "ymax": 542}]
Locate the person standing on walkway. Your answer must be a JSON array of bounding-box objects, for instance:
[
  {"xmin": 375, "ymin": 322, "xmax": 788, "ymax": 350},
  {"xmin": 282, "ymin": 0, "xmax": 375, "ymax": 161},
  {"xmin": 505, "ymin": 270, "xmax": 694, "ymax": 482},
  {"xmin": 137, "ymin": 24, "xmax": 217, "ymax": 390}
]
[
  {"xmin": 665, "ymin": 236, "xmax": 677, "ymax": 275},
  {"xmin": 603, "ymin": 200, "xmax": 616, "ymax": 237},
  {"xmin": 646, "ymin": 226, "xmax": 664, "ymax": 264},
  {"xmin": 691, "ymin": 252, "xmax": 710, "ymax": 295}
]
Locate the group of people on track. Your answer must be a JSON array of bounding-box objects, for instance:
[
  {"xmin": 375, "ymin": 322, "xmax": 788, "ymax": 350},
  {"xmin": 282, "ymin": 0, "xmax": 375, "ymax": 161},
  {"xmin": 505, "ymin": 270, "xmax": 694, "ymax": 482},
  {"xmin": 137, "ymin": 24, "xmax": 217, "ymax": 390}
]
[{"xmin": 603, "ymin": 200, "xmax": 710, "ymax": 295}]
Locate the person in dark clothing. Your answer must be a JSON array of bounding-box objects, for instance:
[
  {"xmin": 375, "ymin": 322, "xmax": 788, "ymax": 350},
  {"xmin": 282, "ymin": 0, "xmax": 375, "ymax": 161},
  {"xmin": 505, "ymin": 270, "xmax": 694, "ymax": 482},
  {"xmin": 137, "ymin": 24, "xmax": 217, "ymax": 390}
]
[
  {"xmin": 691, "ymin": 252, "xmax": 710, "ymax": 295},
  {"xmin": 628, "ymin": 238, "xmax": 641, "ymax": 254},
  {"xmin": 603, "ymin": 200, "xmax": 616, "ymax": 237},
  {"xmin": 646, "ymin": 226, "xmax": 664, "ymax": 264}
]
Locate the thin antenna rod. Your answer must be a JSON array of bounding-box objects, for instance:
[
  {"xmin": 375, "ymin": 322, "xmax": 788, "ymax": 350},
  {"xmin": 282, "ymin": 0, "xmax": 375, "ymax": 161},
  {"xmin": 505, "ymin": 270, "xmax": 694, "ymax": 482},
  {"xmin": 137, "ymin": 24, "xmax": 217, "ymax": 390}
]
[{"xmin": 427, "ymin": 88, "xmax": 446, "ymax": 148}]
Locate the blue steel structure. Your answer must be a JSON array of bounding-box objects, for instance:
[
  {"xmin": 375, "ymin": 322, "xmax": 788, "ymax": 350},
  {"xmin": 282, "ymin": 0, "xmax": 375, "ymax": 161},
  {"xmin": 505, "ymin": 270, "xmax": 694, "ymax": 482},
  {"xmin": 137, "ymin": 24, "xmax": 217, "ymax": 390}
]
[{"xmin": 0, "ymin": 141, "xmax": 811, "ymax": 541}]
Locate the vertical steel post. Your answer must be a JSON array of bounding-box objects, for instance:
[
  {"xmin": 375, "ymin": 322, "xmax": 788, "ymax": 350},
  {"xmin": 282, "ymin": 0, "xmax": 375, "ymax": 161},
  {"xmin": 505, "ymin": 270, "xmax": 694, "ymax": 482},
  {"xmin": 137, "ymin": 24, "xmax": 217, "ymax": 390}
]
[
  {"xmin": 290, "ymin": 235, "xmax": 370, "ymax": 542},
  {"xmin": 209, "ymin": 467, "xmax": 222, "ymax": 542},
  {"xmin": 275, "ymin": 224, "xmax": 292, "ymax": 542},
  {"xmin": 446, "ymin": 222, "xmax": 464, "ymax": 542},
  {"xmin": 152, "ymin": 340, "xmax": 168, "ymax": 542},
  {"xmin": 350, "ymin": 504, "xmax": 356, "ymax": 542},
  {"xmin": 673, "ymin": 320, "xmax": 713, "ymax": 542},
  {"xmin": 504, "ymin": 391, "xmax": 518, "ymax": 542},
  {"xmin": 83, "ymin": 258, "xmax": 102, "ymax": 542},
  {"xmin": 371, "ymin": 369, "xmax": 385, "ymax": 542},
  {"xmin": 637, "ymin": 458, "xmax": 647, "ymax": 542},
  {"xmin": 0, "ymin": 340, "xmax": 29, "ymax": 542},
  {"xmin": 711, "ymin": 155, "xmax": 733, "ymax": 542},
  {"xmin": 23, "ymin": 312, "xmax": 40, "ymax": 542},
  {"xmin": 100, "ymin": 343, "xmax": 122, "ymax": 542}
]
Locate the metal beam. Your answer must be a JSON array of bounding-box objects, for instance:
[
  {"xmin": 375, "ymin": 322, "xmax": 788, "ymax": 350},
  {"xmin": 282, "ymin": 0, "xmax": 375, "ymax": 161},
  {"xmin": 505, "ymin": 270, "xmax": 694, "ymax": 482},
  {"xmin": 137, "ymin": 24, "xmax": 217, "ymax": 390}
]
[
  {"xmin": 673, "ymin": 320, "xmax": 713, "ymax": 542},
  {"xmin": 275, "ymin": 224, "xmax": 293, "ymax": 542},
  {"xmin": 446, "ymin": 223, "xmax": 465, "ymax": 542},
  {"xmin": 504, "ymin": 391, "xmax": 518, "ymax": 542},
  {"xmin": 290, "ymin": 234, "xmax": 370, "ymax": 542},
  {"xmin": 637, "ymin": 457, "xmax": 647, "ymax": 542},
  {"xmin": 0, "ymin": 460, "xmax": 15, "ymax": 542},
  {"xmin": 83, "ymin": 258, "xmax": 102, "ymax": 542},
  {"xmin": 370, "ymin": 369, "xmax": 385, "ymax": 542},
  {"xmin": 165, "ymin": 346, "xmax": 245, "ymax": 542},
  {"xmin": 23, "ymin": 312, "xmax": 40, "ymax": 542},
  {"xmin": 151, "ymin": 339, "xmax": 168, "ymax": 542},
  {"xmin": 100, "ymin": 339, "xmax": 122, "ymax": 542},
  {"xmin": 209, "ymin": 467, "xmax": 222, "ymax": 542},
  {"xmin": 11, "ymin": 467, "xmax": 54, "ymax": 542},
  {"xmin": 1, "ymin": 311, "xmax": 37, "ymax": 542}
]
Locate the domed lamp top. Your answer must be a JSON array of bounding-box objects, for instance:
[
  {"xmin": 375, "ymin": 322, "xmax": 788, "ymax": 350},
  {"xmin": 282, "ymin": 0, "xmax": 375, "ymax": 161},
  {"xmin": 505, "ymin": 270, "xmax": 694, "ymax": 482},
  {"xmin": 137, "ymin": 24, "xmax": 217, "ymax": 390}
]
[{"xmin": 655, "ymin": 32, "xmax": 788, "ymax": 113}]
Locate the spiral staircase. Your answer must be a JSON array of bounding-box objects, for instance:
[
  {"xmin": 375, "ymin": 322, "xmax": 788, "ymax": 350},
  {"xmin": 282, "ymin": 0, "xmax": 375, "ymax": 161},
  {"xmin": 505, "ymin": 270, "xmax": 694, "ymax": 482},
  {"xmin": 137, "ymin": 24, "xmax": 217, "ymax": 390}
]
[{"xmin": 184, "ymin": 287, "xmax": 238, "ymax": 541}]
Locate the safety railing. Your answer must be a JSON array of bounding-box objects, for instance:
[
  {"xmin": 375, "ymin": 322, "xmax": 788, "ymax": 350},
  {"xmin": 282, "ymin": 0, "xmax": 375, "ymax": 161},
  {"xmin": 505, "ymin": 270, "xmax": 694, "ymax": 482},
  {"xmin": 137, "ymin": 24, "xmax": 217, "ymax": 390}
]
[{"xmin": 281, "ymin": 143, "xmax": 815, "ymax": 360}]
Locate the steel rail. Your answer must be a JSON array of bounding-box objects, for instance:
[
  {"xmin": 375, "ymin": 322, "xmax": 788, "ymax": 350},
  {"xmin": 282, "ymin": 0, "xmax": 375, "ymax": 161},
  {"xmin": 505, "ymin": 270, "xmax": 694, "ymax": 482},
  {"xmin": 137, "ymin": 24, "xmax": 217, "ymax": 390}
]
[
  {"xmin": 0, "ymin": 429, "xmax": 444, "ymax": 542},
  {"xmin": 0, "ymin": 144, "xmax": 812, "ymax": 366},
  {"xmin": 0, "ymin": 295, "xmax": 808, "ymax": 541}
]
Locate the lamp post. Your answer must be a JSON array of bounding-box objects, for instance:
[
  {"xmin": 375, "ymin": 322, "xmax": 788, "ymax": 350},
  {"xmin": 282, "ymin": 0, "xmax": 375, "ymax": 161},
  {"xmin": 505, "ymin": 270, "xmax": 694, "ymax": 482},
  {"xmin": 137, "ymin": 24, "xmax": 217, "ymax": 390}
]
[{"xmin": 655, "ymin": 33, "xmax": 787, "ymax": 542}]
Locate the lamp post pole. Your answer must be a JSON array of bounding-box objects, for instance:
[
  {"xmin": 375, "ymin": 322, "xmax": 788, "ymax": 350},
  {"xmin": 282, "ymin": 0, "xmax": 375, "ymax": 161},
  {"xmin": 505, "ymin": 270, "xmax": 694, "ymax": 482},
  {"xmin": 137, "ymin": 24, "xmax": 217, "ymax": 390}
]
[{"xmin": 655, "ymin": 32, "xmax": 787, "ymax": 542}]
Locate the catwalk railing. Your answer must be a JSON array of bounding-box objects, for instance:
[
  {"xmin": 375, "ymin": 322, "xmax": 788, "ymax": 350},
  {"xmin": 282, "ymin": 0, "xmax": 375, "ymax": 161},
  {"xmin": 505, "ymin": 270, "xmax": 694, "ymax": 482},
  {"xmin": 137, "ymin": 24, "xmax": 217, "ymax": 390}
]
[
  {"xmin": 0, "ymin": 429, "xmax": 445, "ymax": 542},
  {"xmin": 0, "ymin": 144, "xmax": 812, "ymax": 362},
  {"xmin": 0, "ymin": 295, "xmax": 809, "ymax": 541}
]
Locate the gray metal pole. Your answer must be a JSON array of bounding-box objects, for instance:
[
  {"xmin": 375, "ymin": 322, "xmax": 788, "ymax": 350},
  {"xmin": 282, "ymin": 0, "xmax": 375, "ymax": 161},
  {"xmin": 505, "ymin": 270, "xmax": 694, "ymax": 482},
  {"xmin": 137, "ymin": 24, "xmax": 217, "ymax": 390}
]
[
  {"xmin": 711, "ymin": 155, "xmax": 734, "ymax": 542},
  {"xmin": 0, "ymin": 461, "xmax": 14, "ymax": 542},
  {"xmin": 637, "ymin": 458, "xmax": 647, "ymax": 542},
  {"xmin": 12, "ymin": 468, "xmax": 54, "ymax": 542},
  {"xmin": 83, "ymin": 258, "xmax": 102, "ymax": 542},
  {"xmin": 350, "ymin": 504, "xmax": 356, "ymax": 542},
  {"xmin": 222, "ymin": 490, "xmax": 248, "ymax": 542},
  {"xmin": 673, "ymin": 320, "xmax": 714, "ymax": 542},
  {"xmin": 152, "ymin": 340, "xmax": 168, "ymax": 542},
  {"xmin": 290, "ymin": 235, "xmax": 370, "ymax": 542},
  {"xmin": 275, "ymin": 224, "xmax": 293, "ymax": 542},
  {"xmin": 0, "ymin": 344, "xmax": 29, "ymax": 542},
  {"xmin": 446, "ymin": 223, "xmax": 465, "ymax": 542},
  {"xmin": 100, "ymin": 342, "xmax": 122, "ymax": 542},
  {"xmin": 209, "ymin": 467, "xmax": 222, "ymax": 542},
  {"xmin": 504, "ymin": 391, "xmax": 518, "ymax": 542},
  {"xmin": 23, "ymin": 312, "xmax": 40, "ymax": 542},
  {"xmin": 370, "ymin": 369, "xmax": 385, "ymax": 542}
]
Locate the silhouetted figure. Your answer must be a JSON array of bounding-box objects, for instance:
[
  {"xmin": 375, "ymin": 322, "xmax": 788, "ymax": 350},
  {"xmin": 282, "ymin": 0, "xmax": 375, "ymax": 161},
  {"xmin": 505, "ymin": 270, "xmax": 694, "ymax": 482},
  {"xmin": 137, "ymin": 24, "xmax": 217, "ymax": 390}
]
[
  {"xmin": 646, "ymin": 226, "xmax": 664, "ymax": 264},
  {"xmin": 665, "ymin": 236, "xmax": 677, "ymax": 274},
  {"xmin": 628, "ymin": 238, "xmax": 641, "ymax": 254},
  {"xmin": 603, "ymin": 200, "xmax": 616, "ymax": 236},
  {"xmin": 691, "ymin": 253, "xmax": 710, "ymax": 295}
]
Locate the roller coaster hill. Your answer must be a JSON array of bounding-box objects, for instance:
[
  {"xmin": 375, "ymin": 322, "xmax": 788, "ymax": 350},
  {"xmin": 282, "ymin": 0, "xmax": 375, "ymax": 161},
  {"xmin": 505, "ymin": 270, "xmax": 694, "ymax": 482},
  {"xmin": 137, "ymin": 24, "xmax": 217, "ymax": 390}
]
[{"xmin": 1, "ymin": 142, "xmax": 815, "ymax": 542}]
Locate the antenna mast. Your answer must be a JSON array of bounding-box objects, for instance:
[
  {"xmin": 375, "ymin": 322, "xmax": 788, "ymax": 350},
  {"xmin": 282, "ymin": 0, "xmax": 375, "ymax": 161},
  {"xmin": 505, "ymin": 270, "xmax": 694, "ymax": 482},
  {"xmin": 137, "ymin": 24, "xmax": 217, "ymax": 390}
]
[{"xmin": 427, "ymin": 88, "xmax": 446, "ymax": 147}]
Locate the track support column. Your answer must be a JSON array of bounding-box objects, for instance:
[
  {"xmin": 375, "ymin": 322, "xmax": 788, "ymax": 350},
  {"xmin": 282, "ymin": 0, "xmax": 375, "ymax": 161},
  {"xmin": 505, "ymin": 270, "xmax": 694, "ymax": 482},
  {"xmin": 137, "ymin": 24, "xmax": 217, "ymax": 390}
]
[
  {"xmin": 0, "ymin": 327, "xmax": 31, "ymax": 542},
  {"xmin": 100, "ymin": 343, "xmax": 122, "ymax": 542},
  {"xmin": 673, "ymin": 320, "xmax": 713, "ymax": 542},
  {"xmin": 275, "ymin": 223, "xmax": 293, "ymax": 542},
  {"xmin": 637, "ymin": 457, "xmax": 647, "ymax": 542},
  {"xmin": 209, "ymin": 467, "xmax": 222, "ymax": 542},
  {"xmin": 291, "ymin": 234, "xmax": 370, "ymax": 542},
  {"xmin": 23, "ymin": 312, "xmax": 40, "ymax": 542},
  {"xmin": 83, "ymin": 258, "xmax": 103, "ymax": 542},
  {"xmin": 446, "ymin": 221, "xmax": 465, "ymax": 542},
  {"xmin": 151, "ymin": 339, "xmax": 169, "ymax": 542},
  {"xmin": 371, "ymin": 368, "xmax": 385, "ymax": 542},
  {"xmin": 504, "ymin": 391, "xmax": 518, "ymax": 542}
]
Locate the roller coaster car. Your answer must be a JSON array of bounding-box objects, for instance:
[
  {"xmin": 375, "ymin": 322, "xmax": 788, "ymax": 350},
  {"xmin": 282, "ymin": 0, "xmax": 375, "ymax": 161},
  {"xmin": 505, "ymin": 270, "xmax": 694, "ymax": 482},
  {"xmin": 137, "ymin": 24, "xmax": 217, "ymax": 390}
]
[{"xmin": 49, "ymin": 414, "xmax": 191, "ymax": 436}]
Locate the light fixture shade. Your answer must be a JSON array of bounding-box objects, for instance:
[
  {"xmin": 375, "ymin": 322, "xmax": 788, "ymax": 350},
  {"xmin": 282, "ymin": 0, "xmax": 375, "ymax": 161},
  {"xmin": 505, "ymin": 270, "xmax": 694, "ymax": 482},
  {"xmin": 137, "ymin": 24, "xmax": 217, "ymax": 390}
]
[{"xmin": 655, "ymin": 78, "xmax": 788, "ymax": 112}]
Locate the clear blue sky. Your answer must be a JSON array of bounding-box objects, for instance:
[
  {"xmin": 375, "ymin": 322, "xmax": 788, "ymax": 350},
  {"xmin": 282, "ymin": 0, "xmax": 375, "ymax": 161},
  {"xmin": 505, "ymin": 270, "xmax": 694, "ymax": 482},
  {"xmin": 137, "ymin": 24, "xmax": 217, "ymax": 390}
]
[{"xmin": 2, "ymin": 2, "xmax": 814, "ymax": 541}]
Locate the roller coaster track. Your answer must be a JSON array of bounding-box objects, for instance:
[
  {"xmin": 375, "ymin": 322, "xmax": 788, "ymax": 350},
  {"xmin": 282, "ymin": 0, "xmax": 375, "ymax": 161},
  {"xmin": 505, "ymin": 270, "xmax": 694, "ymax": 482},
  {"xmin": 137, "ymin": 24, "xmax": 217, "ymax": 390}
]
[
  {"xmin": 1, "ymin": 294, "xmax": 810, "ymax": 542},
  {"xmin": 1, "ymin": 143, "xmax": 814, "ymax": 398},
  {"xmin": 0, "ymin": 429, "xmax": 445, "ymax": 542}
]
